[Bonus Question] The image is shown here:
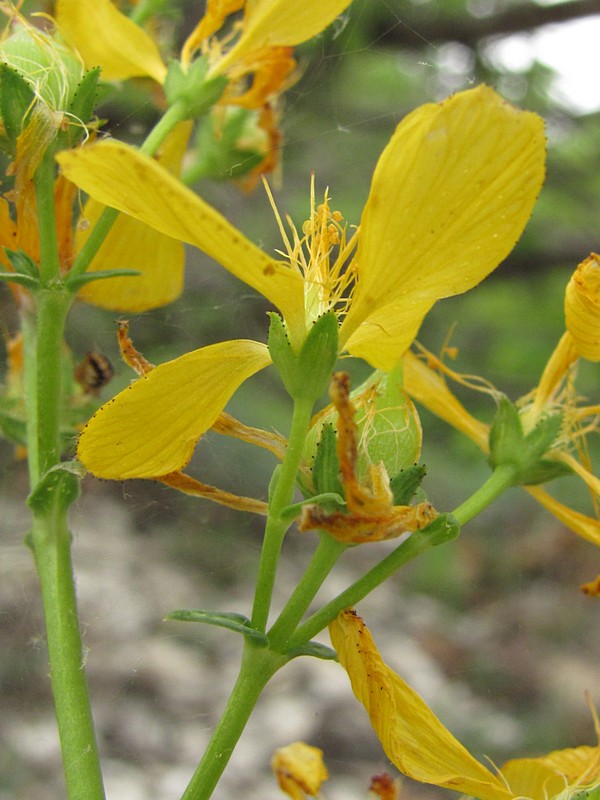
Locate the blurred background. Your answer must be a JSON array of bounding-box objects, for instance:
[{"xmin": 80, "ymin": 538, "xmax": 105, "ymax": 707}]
[{"xmin": 1, "ymin": 0, "xmax": 599, "ymax": 798}]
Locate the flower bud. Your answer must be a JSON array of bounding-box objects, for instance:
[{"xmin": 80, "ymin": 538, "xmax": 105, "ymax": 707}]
[
  {"xmin": 1, "ymin": 24, "xmax": 83, "ymax": 112},
  {"xmin": 565, "ymin": 253, "xmax": 600, "ymax": 361}
]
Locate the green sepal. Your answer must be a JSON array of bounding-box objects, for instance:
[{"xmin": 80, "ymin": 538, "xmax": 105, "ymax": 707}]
[
  {"xmin": 390, "ymin": 464, "xmax": 427, "ymax": 505},
  {"xmin": 165, "ymin": 609, "xmax": 269, "ymax": 645},
  {"xmin": 27, "ymin": 461, "xmax": 84, "ymax": 515},
  {"xmin": 312, "ymin": 423, "xmax": 344, "ymax": 498},
  {"xmin": 421, "ymin": 513, "xmax": 461, "ymax": 546},
  {"xmin": 58, "ymin": 67, "xmax": 101, "ymax": 149},
  {"xmin": 0, "ymin": 271, "xmax": 39, "ymax": 288},
  {"xmin": 183, "ymin": 107, "xmax": 266, "ymax": 183},
  {"xmin": 268, "ymin": 312, "xmax": 338, "ymax": 402},
  {"xmin": 567, "ymin": 787, "xmax": 600, "ymax": 800},
  {"xmin": 489, "ymin": 396, "xmax": 523, "ymax": 464},
  {"xmin": 285, "ymin": 641, "xmax": 338, "ymax": 661},
  {"xmin": 515, "ymin": 459, "xmax": 573, "ymax": 486},
  {"xmin": 488, "ymin": 396, "xmax": 567, "ymax": 485},
  {"xmin": 0, "ymin": 63, "xmax": 35, "ymax": 149},
  {"xmin": 164, "ymin": 58, "xmax": 228, "ymax": 120},
  {"xmin": 65, "ymin": 269, "xmax": 141, "ymax": 292}
]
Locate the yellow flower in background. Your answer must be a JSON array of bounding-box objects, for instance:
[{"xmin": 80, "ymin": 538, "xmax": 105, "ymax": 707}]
[
  {"xmin": 401, "ymin": 253, "xmax": 600, "ymax": 548},
  {"xmin": 565, "ymin": 253, "xmax": 600, "ymax": 362},
  {"xmin": 330, "ymin": 609, "xmax": 600, "ymax": 800},
  {"xmin": 272, "ymin": 741, "xmax": 329, "ymax": 799},
  {"xmin": 75, "ymin": 121, "xmax": 191, "ymax": 311},
  {"xmin": 55, "ymin": 0, "xmax": 351, "ymax": 84},
  {"xmin": 63, "ymin": 86, "xmax": 545, "ymax": 480},
  {"xmin": 0, "ymin": 121, "xmax": 189, "ymax": 312}
]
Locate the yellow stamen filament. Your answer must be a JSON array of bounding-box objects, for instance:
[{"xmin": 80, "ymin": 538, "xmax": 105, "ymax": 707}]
[{"xmin": 263, "ymin": 176, "xmax": 359, "ymax": 332}]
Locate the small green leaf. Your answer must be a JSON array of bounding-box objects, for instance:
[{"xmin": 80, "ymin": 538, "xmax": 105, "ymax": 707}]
[
  {"xmin": 27, "ymin": 462, "xmax": 84, "ymax": 514},
  {"xmin": 4, "ymin": 248, "xmax": 40, "ymax": 278},
  {"xmin": 280, "ymin": 492, "xmax": 345, "ymax": 523},
  {"xmin": 0, "ymin": 271, "xmax": 38, "ymax": 288},
  {"xmin": 65, "ymin": 269, "xmax": 141, "ymax": 292},
  {"xmin": 422, "ymin": 513, "xmax": 461, "ymax": 547},
  {"xmin": 285, "ymin": 641, "xmax": 338, "ymax": 661},
  {"xmin": 165, "ymin": 609, "xmax": 269, "ymax": 645}
]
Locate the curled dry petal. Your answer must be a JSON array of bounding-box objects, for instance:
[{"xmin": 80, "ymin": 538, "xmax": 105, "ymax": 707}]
[
  {"xmin": 330, "ymin": 610, "xmax": 600, "ymax": 800},
  {"xmin": 329, "ymin": 609, "xmax": 513, "ymax": 800}
]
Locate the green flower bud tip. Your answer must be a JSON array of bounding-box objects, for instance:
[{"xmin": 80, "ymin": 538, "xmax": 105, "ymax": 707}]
[{"xmin": 1, "ymin": 24, "xmax": 84, "ymax": 112}]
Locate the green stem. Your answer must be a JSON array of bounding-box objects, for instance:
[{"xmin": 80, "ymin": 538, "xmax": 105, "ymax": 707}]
[
  {"xmin": 34, "ymin": 150, "xmax": 61, "ymax": 284},
  {"xmin": 67, "ymin": 100, "xmax": 189, "ymax": 282},
  {"xmin": 267, "ymin": 533, "xmax": 347, "ymax": 652},
  {"xmin": 181, "ymin": 642, "xmax": 286, "ymax": 800},
  {"xmin": 452, "ymin": 464, "xmax": 518, "ymax": 525},
  {"xmin": 286, "ymin": 526, "xmax": 445, "ymax": 650},
  {"xmin": 286, "ymin": 465, "xmax": 519, "ymax": 649},
  {"xmin": 139, "ymin": 100, "xmax": 189, "ymax": 157},
  {"xmin": 250, "ymin": 395, "xmax": 315, "ymax": 632},
  {"xmin": 23, "ymin": 291, "xmax": 72, "ymax": 480},
  {"xmin": 22, "ymin": 292, "xmax": 104, "ymax": 799},
  {"xmin": 29, "ymin": 509, "xmax": 105, "ymax": 800}
]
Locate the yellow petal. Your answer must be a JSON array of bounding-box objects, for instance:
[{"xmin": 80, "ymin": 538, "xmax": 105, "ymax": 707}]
[
  {"xmin": 55, "ymin": 0, "xmax": 167, "ymax": 82},
  {"xmin": 501, "ymin": 745, "xmax": 600, "ymax": 800},
  {"xmin": 77, "ymin": 340, "xmax": 271, "ymax": 479},
  {"xmin": 504, "ymin": 751, "xmax": 600, "ymax": 800},
  {"xmin": 75, "ymin": 123, "xmax": 192, "ymax": 311},
  {"xmin": 525, "ymin": 486, "xmax": 600, "ymax": 546},
  {"xmin": 271, "ymin": 741, "xmax": 329, "ymax": 799},
  {"xmin": 56, "ymin": 141, "xmax": 305, "ymax": 332},
  {"xmin": 329, "ymin": 610, "xmax": 513, "ymax": 800},
  {"xmin": 75, "ymin": 207, "xmax": 184, "ymax": 311},
  {"xmin": 341, "ymin": 86, "xmax": 546, "ymax": 357},
  {"xmin": 565, "ymin": 253, "xmax": 600, "ymax": 361},
  {"xmin": 402, "ymin": 351, "xmax": 490, "ymax": 452},
  {"xmin": 215, "ymin": 0, "xmax": 352, "ymax": 74}
]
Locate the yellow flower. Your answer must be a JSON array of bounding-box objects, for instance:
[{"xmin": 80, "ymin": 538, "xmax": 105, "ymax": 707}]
[
  {"xmin": 0, "ymin": 120, "xmax": 189, "ymax": 312},
  {"xmin": 55, "ymin": 0, "xmax": 352, "ymax": 183},
  {"xmin": 401, "ymin": 258, "xmax": 600, "ymax": 548},
  {"xmin": 61, "ymin": 86, "xmax": 545, "ymax": 480},
  {"xmin": 330, "ymin": 609, "xmax": 600, "ymax": 800},
  {"xmin": 565, "ymin": 253, "xmax": 600, "ymax": 362},
  {"xmin": 55, "ymin": 0, "xmax": 351, "ymax": 84},
  {"xmin": 272, "ymin": 741, "xmax": 329, "ymax": 799}
]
